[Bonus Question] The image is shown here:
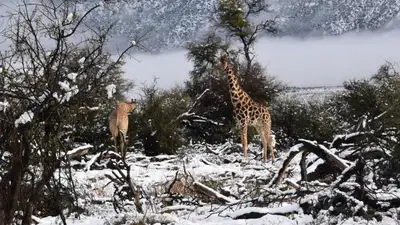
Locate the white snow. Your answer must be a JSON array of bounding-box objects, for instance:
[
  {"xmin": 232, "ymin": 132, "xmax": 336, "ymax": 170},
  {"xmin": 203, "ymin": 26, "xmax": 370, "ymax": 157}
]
[
  {"xmin": 15, "ymin": 110, "xmax": 34, "ymax": 127},
  {"xmin": 31, "ymin": 141, "xmax": 399, "ymax": 225},
  {"xmin": 66, "ymin": 13, "xmax": 74, "ymax": 23},
  {"xmin": 67, "ymin": 72, "xmax": 78, "ymax": 82},
  {"xmin": 58, "ymin": 80, "xmax": 71, "ymax": 91},
  {"xmin": 106, "ymin": 84, "xmax": 116, "ymax": 98},
  {"xmin": 0, "ymin": 99, "xmax": 9, "ymax": 112},
  {"xmin": 84, "ymin": 152, "xmax": 101, "ymax": 171},
  {"xmin": 67, "ymin": 144, "xmax": 93, "ymax": 156},
  {"xmin": 227, "ymin": 204, "xmax": 301, "ymax": 219},
  {"xmin": 78, "ymin": 57, "xmax": 85, "ymax": 65},
  {"xmin": 56, "ymin": 81, "xmax": 79, "ymax": 103}
]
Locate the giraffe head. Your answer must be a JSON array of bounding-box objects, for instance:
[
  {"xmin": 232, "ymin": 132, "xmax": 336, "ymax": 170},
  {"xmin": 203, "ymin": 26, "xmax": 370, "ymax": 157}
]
[
  {"xmin": 219, "ymin": 54, "xmax": 228, "ymax": 69},
  {"xmin": 118, "ymin": 98, "xmax": 137, "ymax": 113},
  {"xmin": 125, "ymin": 98, "xmax": 137, "ymax": 112}
]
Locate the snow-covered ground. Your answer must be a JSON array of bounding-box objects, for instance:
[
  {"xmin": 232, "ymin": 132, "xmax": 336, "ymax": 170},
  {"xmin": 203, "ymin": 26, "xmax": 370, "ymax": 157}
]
[{"xmin": 36, "ymin": 142, "xmax": 399, "ymax": 225}]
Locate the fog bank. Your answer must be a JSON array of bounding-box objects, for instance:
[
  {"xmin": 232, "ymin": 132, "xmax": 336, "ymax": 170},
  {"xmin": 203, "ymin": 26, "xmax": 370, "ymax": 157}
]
[{"xmin": 123, "ymin": 29, "xmax": 400, "ymax": 98}]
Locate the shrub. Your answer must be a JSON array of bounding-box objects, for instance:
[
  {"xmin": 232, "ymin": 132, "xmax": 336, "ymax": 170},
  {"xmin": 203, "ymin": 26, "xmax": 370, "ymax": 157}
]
[
  {"xmin": 270, "ymin": 96, "xmax": 341, "ymax": 149},
  {"xmin": 328, "ymin": 63, "xmax": 400, "ymax": 180},
  {"xmin": 0, "ymin": 1, "xmax": 134, "ymax": 222},
  {"xmin": 129, "ymin": 81, "xmax": 190, "ymax": 156}
]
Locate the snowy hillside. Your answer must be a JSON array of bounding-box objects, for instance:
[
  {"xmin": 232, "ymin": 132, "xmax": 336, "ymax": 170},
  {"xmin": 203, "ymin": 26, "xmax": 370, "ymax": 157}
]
[{"xmin": 75, "ymin": 0, "xmax": 400, "ymax": 51}]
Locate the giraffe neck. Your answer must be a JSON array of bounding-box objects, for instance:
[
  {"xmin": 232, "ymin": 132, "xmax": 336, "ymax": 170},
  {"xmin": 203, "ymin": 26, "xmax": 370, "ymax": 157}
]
[{"xmin": 223, "ymin": 65, "xmax": 248, "ymax": 104}]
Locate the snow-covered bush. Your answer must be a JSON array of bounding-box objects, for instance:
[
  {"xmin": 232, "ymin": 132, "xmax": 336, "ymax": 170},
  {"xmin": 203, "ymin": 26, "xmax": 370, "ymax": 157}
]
[{"xmin": 0, "ymin": 1, "xmax": 135, "ymax": 223}]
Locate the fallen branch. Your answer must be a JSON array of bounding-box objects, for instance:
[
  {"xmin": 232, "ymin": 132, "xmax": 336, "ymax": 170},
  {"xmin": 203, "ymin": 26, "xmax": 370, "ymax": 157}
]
[
  {"xmin": 84, "ymin": 152, "xmax": 101, "ymax": 171},
  {"xmin": 271, "ymin": 139, "xmax": 354, "ymax": 187},
  {"xmin": 193, "ymin": 181, "xmax": 238, "ymax": 204},
  {"xmin": 269, "ymin": 143, "xmax": 304, "ymax": 186},
  {"xmin": 299, "ymin": 139, "xmax": 351, "ymax": 171},
  {"xmin": 330, "ymin": 132, "xmax": 368, "ymax": 149},
  {"xmin": 228, "ymin": 204, "xmax": 301, "ymax": 220},
  {"xmin": 114, "ymin": 161, "xmax": 143, "ymax": 214},
  {"xmin": 31, "ymin": 215, "xmax": 43, "ymax": 224},
  {"xmin": 66, "ymin": 144, "xmax": 92, "ymax": 160},
  {"xmin": 160, "ymin": 205, "xmax": 196, "ymax": 213}
]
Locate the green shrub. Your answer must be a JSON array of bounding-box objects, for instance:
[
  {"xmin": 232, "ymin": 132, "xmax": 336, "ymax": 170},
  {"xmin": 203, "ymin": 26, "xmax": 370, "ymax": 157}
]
[
  {"xmin": 270, "ymin": 96, "xmax": 341, "ymax": 149},
  {"xmin": 129, "ymin": 82, "xmax": 190, "ymax": 156}
]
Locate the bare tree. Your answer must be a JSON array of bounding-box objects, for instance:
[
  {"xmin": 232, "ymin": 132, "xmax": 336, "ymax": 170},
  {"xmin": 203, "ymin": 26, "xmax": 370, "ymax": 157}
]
[{"xmin": 0, "ymin": 0, "xmax": 138, "ymax": 224}]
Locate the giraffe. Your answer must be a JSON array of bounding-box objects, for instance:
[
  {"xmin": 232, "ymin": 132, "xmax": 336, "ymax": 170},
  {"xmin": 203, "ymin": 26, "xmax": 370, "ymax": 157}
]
[
  {"xmin": 219, "ymin": 54, "xmax": 275, "ymax": 162},
  {"xmin": 108, "ymin": 99, "xmax": 137, "ymax": 160}
]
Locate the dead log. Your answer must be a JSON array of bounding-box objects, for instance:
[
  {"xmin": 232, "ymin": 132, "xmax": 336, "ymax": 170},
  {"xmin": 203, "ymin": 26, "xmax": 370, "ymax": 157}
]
[
  {"xmin": 229, "ymin": 204, "xmax": 301, "ymax": 220},
  {"xmin": 271, "ymin": 139, "xmax": 353, "ymax": 187},
  {"xmin": 193, "ymin": 181, "xmax": 238, "ymax": 204},
  {"xmin": 285, "ymin": 179, "xmax": 299, "ymax": 189},
  {"xmin": 330, "ymin": 132, "xmax": 369, "ymax": 149},
  {"xmin": 31, "ymin": 215, "xmax": 42, "ymax": 224},
  {"xmin": 65, "ymin": 144, "xmax": 93, "ymax": 160},
  {"xmin": 101, "ymin": 150, "xmax": 122, "ymax": 160},
  {"xmin": 160, "ymin": 205, "xmax": 196, "ymax": 213},
  {"xmin": 298, "ymin": 139, "xmax": 350, "ymax": 171},
  {"xmin": 270, "ymin": 143, "xmax": 304, "ymax": 186}
]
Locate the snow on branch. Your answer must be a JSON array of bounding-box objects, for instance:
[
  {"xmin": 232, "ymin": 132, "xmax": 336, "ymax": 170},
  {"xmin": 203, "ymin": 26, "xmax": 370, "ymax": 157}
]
[
  {"xmin": 193, "ymin": 181, "xmax": 238, "ymax": 204},
  {"xmin": 228, "ymin": 204, "xmax": 301, "ymax": 220},
  {"xmin": 14, "ymin": 110, "xmax": 34, "ymax": 127},
  {"xmin": 268, "ymin": 143, "xmax": 304, "ymax": 187},
  {"xmin": 65, "ymin": 144, "xmax": 93, "ymax": 160},
  {"xmin": 299, "ymin": 139, "xmax": 351, "ymax": 171},
  {"xmin": 173, "ymin": 88, "xmax": 210, "ymax": 123}
]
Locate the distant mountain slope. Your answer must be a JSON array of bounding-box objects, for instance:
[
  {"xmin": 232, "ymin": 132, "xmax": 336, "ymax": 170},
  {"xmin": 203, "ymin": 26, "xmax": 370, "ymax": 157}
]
[{"xmin": 77, "ymin": 0, "xmax": 400, "ymax": 51}]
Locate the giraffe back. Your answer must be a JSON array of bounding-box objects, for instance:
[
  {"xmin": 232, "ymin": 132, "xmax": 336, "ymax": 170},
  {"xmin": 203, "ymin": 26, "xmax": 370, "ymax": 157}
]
[
  {"xmin": 233, "ymin": 99, "xmax": 271, "ymax": 127},
  {"xmin": 109, "ymin": 100, "xmax": 137, "ymax": 137}
]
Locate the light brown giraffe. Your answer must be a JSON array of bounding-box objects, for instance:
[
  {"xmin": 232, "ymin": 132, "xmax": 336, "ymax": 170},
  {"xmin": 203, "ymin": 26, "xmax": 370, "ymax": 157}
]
[
  {"xmin": 108, "ymin": 99, "xmax": 137, "ymax": 160},
  {"xmin": 219, "ymin": 54, "xmax": 275, "ymax": 162}
]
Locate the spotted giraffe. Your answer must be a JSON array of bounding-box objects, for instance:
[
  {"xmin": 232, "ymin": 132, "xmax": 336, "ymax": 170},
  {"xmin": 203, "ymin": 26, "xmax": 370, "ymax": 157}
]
[{"xmin": 219, "ymin": 54, "xmax": 275, "ymax": 162}]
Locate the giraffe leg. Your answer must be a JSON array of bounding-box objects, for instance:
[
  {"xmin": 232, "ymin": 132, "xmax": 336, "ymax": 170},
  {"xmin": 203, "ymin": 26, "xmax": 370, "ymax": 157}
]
[
  {"xmin": 266, "ymin": 130, "xmax": 275, "ymax": 162},
  {"xmin": 114, "ymin": 137, "xmax": 118, "ymax": 153},
  {"xmin": 259, "ymin": 127, "xmax": 268, "ymax": 163},
  {"xmin": 118, "ymin": 130, "xmax": 127, "ymax": 160},
  {"xmin": 122, "ymin": 132, "xmax": 127, "ymax": 160},
  {"xmin": 240, "ymin": 124, "xmax": 248, "ymax": 161}
]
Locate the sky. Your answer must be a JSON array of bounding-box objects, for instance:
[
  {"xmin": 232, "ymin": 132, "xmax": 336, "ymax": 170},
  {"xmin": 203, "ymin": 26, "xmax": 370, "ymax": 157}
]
[{"xmin": 122, "ymin": 29, "xmax": 400, "ymax": 98}]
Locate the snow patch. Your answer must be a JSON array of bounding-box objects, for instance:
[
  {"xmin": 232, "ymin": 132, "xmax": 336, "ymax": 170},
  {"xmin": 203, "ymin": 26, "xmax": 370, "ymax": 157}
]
[
  {"xmin": 0, "ymin": 100, "xmax": 9, "ymax": 112},
  {"xmin": 67, "ymin": 72, "xmax": 78, "ymax": 82},
  {"xmin": 15, "ymin": 110, "xmax": 34, "ymax": 127},
  {"xmin": 106, "ymin": 84, "xmax": 116, "ymax": 98}
]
